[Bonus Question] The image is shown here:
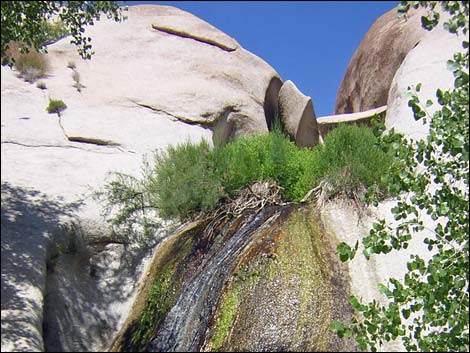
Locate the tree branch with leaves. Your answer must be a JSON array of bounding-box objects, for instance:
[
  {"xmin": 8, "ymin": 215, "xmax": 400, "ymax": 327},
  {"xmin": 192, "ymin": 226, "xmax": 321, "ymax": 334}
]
[
  {"xmin": 333, "ymin": 1, "xmax": 469, "ymax": 351},
  {"xmin": 1, "ymin": 1, "xmax": 126, "ymax": 65}
]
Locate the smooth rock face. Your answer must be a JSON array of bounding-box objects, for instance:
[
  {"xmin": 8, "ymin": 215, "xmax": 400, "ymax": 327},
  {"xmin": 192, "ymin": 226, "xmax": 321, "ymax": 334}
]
[
  {"xmin": 278, "ymin": 80, "xmax": 319, "ymax": 147},
  {"xmin": 385, "ymin": 23, "xmax": 462, "ymax": 140},
  {"xmin": 1, "ymin": 4, "xmax": 281, "ymax": 351},
  {"xmin": 334, "ymin": 7, "xmax": 426, "ymax": 114},
  {"xmin": 54, "ymin": 4, "xmax": 280, "ymax": 142},
  {"xmin": 321, "ymin": 199, "xmax": 436, "ymax": 352}
]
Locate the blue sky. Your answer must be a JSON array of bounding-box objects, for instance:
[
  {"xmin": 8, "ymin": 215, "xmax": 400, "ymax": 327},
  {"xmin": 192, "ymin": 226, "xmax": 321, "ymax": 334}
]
[{"xmin": 125, "ymin": 1, "xmax": 398, "ymax": 116}]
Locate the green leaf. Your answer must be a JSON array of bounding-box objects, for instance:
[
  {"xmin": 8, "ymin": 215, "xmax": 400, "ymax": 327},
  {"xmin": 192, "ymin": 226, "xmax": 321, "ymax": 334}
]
[
  {"xmin": 402, "ymin": 308, "xmax": 411, "ymax": 319},
  {"xmin": 447, "ymin": 60, "xmax": 459, "ymax": 72},
  {"xmin": 378, "ymin": 283, "xmax": 393, "ymax": 298}
]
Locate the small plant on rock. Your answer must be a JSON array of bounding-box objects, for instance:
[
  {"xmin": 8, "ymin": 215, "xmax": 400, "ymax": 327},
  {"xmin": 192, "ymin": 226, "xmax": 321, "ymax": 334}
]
[{"xmin": 46, "ymin": 98, "xmax": 67, "ymax": 116}]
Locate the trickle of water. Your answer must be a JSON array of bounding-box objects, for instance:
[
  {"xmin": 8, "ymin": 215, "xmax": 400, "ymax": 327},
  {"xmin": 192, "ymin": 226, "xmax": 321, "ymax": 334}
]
[{"xmin": 147, "ymin": 205, "xmax": 293, "ymax": 352}]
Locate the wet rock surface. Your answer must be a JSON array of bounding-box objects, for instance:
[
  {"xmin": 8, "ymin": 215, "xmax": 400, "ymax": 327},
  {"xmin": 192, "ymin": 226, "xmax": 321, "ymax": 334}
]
[
  {"xmin": 115, "ymin": 193, "xmax": 356, "ymax": 352},
  {"xmin": 204, "ymin": 206, "xmax": 356, "ymax": 352}
]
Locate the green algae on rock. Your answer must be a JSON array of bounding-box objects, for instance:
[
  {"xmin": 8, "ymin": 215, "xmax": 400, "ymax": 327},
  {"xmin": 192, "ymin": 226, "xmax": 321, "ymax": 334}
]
[{"xmin": 205, "ymin": 205, "xmax": 357, "ymax": 352}]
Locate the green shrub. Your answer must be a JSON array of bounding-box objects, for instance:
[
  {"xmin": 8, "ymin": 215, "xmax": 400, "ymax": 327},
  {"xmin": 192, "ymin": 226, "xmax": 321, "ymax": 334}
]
[
  {"xmin": 99, "ymin": 124, "xmax": 396, "ymax": 233},
  {"xmin": 146, "ymin": 140, "xmax": 224, "ymax": 220},
  {"xmin": 313, "ymin": 124, "xmax": 395, "ymax": 201},
  {"xmin": 46, "ymin": 99, "xmax": 67, "ymax": 115},
  {"xmin": 213, "ymin": 126, "xmax": 306, "ymax": 200}
]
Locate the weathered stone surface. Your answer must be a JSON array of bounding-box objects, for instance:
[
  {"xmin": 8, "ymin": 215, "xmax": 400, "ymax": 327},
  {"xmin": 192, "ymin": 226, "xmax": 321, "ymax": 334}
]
[
  {"xmin": 43, "ymin": 220, "xmax": 155, "ymax": 352},
  {"xmin": 321, "ymin": 199, "xmax": 437, "ymax": 352},
  {"xmin": 317, "ymin": 105, "xmax": 387, "ymax": 142},
  {"xmin": 40, "ymin": 4, "xmax": 280, "ymax": 143},
  {"xmin": 385, "ymin": 23, "xmax": 462, "ymax": 140},
  {"xmin": 334, "ymin": 7, "xmax": 426, "ymax": 114},
  {"xmin": 278, "ymin": 80, "xmax": 319, "ymax": 147},
  {"xmin": 1, "ymin": 4, "xmax": 281, "ymax": 351}
]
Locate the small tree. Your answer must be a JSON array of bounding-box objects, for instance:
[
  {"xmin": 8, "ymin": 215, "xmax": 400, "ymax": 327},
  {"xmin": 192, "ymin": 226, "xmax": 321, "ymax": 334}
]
[
  {"xmin": 333, "ymin": 1, "xmax": 469, "ymax": 352},
  {"xmin": 1, "ymin": 1, "xmax": 125, "ymax": 65}
]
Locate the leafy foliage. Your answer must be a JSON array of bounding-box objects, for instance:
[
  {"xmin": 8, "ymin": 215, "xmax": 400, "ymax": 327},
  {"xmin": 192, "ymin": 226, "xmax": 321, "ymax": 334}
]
[
  {"xmin": 334, "ymin": 2, "xmax": 469, "ymax": 351},
  {"xmin": 37, "ymin": 19, "xmax": 70, "ymax": 46},
  {"xmin": 1, "ymin": 1, "xmax": 125, "ymax": 65}
]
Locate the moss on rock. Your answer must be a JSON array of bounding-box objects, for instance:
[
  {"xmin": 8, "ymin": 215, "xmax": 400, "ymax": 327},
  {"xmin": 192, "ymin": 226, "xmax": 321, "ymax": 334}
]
[{"xmin": 205, "ymin": 205, "xmax": 357, "ymax": 352}]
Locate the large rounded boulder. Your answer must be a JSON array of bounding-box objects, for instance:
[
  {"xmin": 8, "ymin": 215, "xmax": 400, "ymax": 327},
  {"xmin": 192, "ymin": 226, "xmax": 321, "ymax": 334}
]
[{"xmin": 334, "ymin": 7, "xmax": 426, "ymax": 114}]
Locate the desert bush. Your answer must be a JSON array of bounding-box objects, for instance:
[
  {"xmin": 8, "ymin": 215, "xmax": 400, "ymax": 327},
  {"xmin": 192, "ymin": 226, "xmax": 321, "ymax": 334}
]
[
  {"xmin": 67, "ymin": 61, "xmax": 76, "ymax": 69},
  {"xmin": 71, "ymin": 70, "xmax": 84, "ymax": 92},
  {"xmin": 6, "ymin": 42, "xmax": 49, "ymax": 82},
  {"xmin": 46, "ymin": 98, "xmax": 67, "ymax": 115},
  {"xmin": 312, "ymin": 124, "xmax": 395, "ymax": 202},
  {"xmin": 99, "ymin": 124, "xmax": 395, "ymax": 234},
  {"xmin": 215, "ymin": 129, "xmax": 295, "ymax": 193},
  {"xmin": 146, "ymin": 140, "xmax": 224, "ymax": 220}
]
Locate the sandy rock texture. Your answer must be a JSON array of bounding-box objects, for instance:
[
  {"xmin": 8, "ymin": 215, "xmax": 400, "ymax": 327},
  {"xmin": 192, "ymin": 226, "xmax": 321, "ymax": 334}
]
[{"xmin": 1, "ymin": 4, "xmax": 281, "ymax": 351}]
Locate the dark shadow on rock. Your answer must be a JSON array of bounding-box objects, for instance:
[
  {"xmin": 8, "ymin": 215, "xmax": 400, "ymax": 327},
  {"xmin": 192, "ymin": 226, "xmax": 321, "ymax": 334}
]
[
  {"xmin": 42, "ymin": 216, "xmax": 156, "ymax": 351},
  {"xmin": 2, "ymin": 181, "xmax": 156, "ymax": 351},
  {"xmin": 1, "ymin": 181, "xmax": 83, "ymax": 351},
  {"xmin": 264, "ymin": 76, "xmax": 283, "ymax": 131},
  {"xmin": 43, "ymin": 235, "xmax": 155, "ymax": 352}
]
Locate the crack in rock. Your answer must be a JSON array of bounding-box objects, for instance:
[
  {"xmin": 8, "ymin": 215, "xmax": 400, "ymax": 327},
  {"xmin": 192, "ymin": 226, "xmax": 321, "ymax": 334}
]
[
  {"xmin": 151, "ymin": 24, "xmax": 237, "ymax": 52},
  {"xmin": 54, "ymin": 115, "xmax": 134, "ymax": 153},
  {"xmin": 1, "ymin": 141, "xmax": 132, "ymax": 154},
  {"xmin": 132, "ymin": 101, "xmax": 213, "ymax": 127}
]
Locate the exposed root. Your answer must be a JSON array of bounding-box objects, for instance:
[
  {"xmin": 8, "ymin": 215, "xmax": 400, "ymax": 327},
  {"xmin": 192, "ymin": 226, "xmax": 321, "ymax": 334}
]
[
  {"xmin": 203, "ymin": 181, "xmax": 287, "ymax": 241},
  {"xmin": 300, "ymin": 178, "xmax": 371, "ymax": 220}
]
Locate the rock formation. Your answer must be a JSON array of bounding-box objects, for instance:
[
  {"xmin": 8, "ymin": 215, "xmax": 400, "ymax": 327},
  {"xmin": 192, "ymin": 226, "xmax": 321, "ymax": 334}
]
[
  {"xmin": 329, "ymin": 5, "xmax": 465, "ymax": 352},
  {"xmin": 2, "ymin": 3, "xmax": 464, "ymax": 353},
  {"xmin": 334, "ymin": 7, "xmax": 427, "ymax": 114},
  {"xmin": 317, "ymin": 105, "xmax": 387, "ymax": 142},
  {"xmin": 385, "ymin": 21, "xmax": 462, "ymax": 139},
  {"xmin": 278, "ymin": 80, "xmax": 320, "ymax": 147},
  {"xmin": 1, "ymin": 4, "xmax": 282, "ymax": 352}
]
